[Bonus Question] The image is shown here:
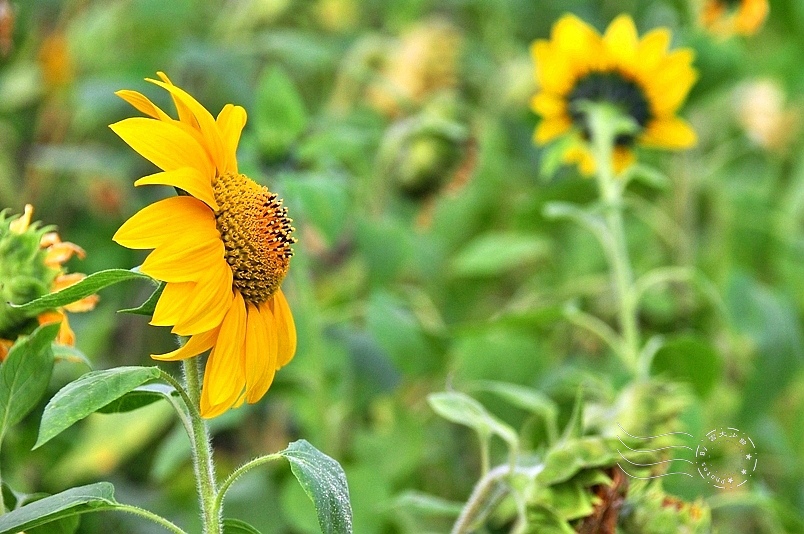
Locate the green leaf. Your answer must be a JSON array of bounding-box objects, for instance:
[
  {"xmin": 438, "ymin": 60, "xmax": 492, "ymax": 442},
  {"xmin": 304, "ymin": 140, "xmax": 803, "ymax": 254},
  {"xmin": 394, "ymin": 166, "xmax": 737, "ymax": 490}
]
[
  {"xmin": 35, "ymin": 366, "xmax": 162, "ymax": 449},
  {"xmin": 537, "ymin": 437, "xmax": 619, "ymax": 486},
  {"xmin": 96, "ymin": 383, "xmax": 176, "ymax": 414},
  {"xmin": 427, "ymin": 392, "xmax": 519, "ymax": 451},
  {"xmin": 279, "ymin": 439, "xmax": 353, "ymax": 534},
  {"xmin": 222, "ymin": 518, "xmax": 262, "ymax": 534},
  {"xmin": 0, "ymin": 322, "xmax": 59, "ymax": 440},
  {"xmin": 0, "ymin": 483, "xmax": 117, "ymax": 534},
  {"xmin": 28, "ymin": 514, "xmax": 80, "ymax": 534},
  {"xmin": 118, "ymin": 281, "xmax": 165, "ymax": 315},
  {"xmin": 651, "ymin": 335, "xmax": 722, "ymax": 398},
  {"xmin": 392, "ymin": 491, "xmax": 464, "ymax": 517},
  {"xmin": 10, "ymin": 269, "xmax": 154, "ymax": 315},
  {"xmin": 560, "ymin": 387, "xmax": 585, "ymax": 442},
  {"xmin": 451, "ymin": 233, "xmax": 549, "ymax": 278},
  {"xmin": 254, "ymin": 66, "xmax": 308, "ymax": 158},
  {"xmin": 51, "ymin": 345, "xmax": 92, "ymax": 368},
  {"xmin": 471, "ymin": 381, "xmax": 559, "ymax": 443}
]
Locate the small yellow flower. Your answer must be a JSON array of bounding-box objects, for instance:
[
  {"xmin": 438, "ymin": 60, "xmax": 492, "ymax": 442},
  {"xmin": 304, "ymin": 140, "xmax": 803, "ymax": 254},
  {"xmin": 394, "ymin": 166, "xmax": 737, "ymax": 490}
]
[
  {"xmin": 701, "ymin": 0, "xmax": 769, "ymax": 37},
  {"xmin": 111, "ymin": 73, "xmax": 297, "ymax": 418},
  {"xmin": 530, "ymin": 14, "xmax": 698, "ymax": 175},
  {"xmin": 0, "ymin": 205, "xmax": 97, "ymax": 361}
]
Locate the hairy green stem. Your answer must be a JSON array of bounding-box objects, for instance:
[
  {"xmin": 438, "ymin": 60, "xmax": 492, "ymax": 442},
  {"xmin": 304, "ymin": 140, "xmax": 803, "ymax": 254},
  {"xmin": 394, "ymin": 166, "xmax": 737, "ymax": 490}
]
[
  {"xmin": 214, "ymin": 453, "xmax": 282, "ymax": 514},
  {"xmin": 451, "ymin": 464, "xmax": 510, "ymax": 534},
  {"xmin": 182, "ymin": 358, "xmax": 221, "ymax": 534},
  {"xmin": 587, "ymin": 105, "xmax": 642, "ymax": 376},
  {"xmin": 114, "ymin": 503, "xmax": 189, "ymax": 534}
]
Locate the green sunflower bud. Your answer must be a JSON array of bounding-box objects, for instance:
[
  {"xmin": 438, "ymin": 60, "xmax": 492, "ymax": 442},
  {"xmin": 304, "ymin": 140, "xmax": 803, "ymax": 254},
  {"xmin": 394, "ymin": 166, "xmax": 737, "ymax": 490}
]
[{"xmin": 0, "ymin": 209, "xmax": 58, "ymax": 338}]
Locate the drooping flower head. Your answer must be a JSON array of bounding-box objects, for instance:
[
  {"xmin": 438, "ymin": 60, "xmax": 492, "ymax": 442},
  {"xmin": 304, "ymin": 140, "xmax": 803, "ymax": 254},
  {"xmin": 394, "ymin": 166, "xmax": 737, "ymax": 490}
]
[
  {"xmin": 111, "ymin": 73, "xmax": 297, "ymax": 418},
  {"xmin": 530, "ymin": 14, "xmax": 697, "ymax": 175},
  {"xmin": 701, "ymin": 0, "xmax": 769, "ymax": 37},
  {"xmin": 0, "ymin": 205, "xmax": 98, "ymax": 360}
]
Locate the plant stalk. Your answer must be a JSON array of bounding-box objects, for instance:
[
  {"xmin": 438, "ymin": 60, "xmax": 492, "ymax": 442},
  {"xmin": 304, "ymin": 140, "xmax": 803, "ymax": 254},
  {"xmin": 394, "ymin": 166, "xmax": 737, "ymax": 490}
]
[{"xmin": 182, "ymin": 358, "xmax": 221, "ymax": 534}]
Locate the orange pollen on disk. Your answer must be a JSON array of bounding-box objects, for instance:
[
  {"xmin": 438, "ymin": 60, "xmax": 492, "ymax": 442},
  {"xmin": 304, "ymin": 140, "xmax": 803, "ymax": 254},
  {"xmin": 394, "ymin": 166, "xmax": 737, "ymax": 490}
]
[{"xmin": 212, "ymin": 172, "xmax": 296, "ymax": 305}]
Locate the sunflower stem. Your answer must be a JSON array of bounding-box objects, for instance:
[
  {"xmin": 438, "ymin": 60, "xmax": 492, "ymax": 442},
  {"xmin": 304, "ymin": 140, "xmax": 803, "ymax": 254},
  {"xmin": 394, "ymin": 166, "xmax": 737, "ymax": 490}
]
[
  {"xmin": 586, "ymin": 103, "xmax": 643, "ymax": 377},
  {"xmin": 181, "ymin": 358, "xmax": 221, "ymax": 534}
]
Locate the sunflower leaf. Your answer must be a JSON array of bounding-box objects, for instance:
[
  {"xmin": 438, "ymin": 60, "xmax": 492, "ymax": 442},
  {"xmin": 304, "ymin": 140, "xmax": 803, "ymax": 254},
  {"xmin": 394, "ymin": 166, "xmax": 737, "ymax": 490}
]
[
  {"xmin": 0, "ymin": 322, "xmax": 59, "ymax": 441},
  {"xmin": 118, "ymin": 281, "xmax": 165, "ymax": 316},
  {"xmin": 96, "ymin": 383, "xmax": 176, "ymax": 414},
  {"xmin": 34, "ymin": 366, "xmax": 162, "ymax": 449},
  {"xmin": 0, "ymin": 483, "xmax": 117, "ymax": 534},
  {"xmin": 428, "ymin": 392, "xmax": 519, "ymax": 452},
  {"xmin": 279, "ymin": 439, "xmax": 353, "ymax": 534},
  {"xmin": 10, "ymin": 269, "xmax": 155, "ymax": 315}
]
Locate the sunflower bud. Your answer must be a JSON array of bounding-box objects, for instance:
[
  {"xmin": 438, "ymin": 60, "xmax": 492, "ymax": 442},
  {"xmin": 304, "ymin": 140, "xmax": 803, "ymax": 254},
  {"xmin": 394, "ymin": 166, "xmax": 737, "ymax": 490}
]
[{"xmin": 0, "ymin": 207, "xmax": 58, "ymax": 339}]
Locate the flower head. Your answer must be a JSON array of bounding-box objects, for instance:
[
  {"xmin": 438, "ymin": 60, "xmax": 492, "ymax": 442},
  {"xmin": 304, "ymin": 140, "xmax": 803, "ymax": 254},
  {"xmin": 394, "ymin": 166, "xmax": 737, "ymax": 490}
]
[
  {"xmin": 111, "ymin": 73, "xmax": 297, "ymax": 418},
  {"xmin": 701, "ymin": 0, "xmax": 769, "ymax": 37},
  {"xmin": 0, "ymin": 204, "xmax": 97, "ymax": 360},
  {"xmin": 530, "ymin": 14, "xmax": 697, "ymax": 175}
]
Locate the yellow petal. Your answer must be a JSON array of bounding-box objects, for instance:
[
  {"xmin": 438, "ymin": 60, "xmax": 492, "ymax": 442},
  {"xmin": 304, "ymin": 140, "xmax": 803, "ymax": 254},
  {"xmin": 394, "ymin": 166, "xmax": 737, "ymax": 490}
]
[
  {"xmin": 530, "ymin": 93, "xmax": 566, "ymax": 118},
  {"xmin": 216, "ymin": 104, "xmax": 247, "ymax": 175},
  {"xmin": 147, "ymin": 77, "xmax": 226, "ymax": 173},
  {"xmin": 155, "ymin": 72, "xmax": 199, "ymax": 128},
  {"xmin": 203, "ymin": 293, "xmax": 246, "ymax": 406},
  {"xmin": 612, "ymin": 146, "xmax": 636, "ymax": 174},
  {"xmin": 245, "ymin": 302, "xmax": 278, "ymax": 403},
  {"xmin": 172, "ymin": 265, "xmax": 234, "ymax": 335},
  {"xmin": 110, "ymin": 117, "xmax": 214, "ymax": 177},
  {"xmin": 272, "ymin": 289, "xmax": 297, "ymax": 368},
  {"xmin": 152, "ymin": 327, "xmax": 220, "ymax": 361},
  {"xmin": 635, "ymin": 28, "xmax": 671, "ymax": 75},
  {"xmin": 534, "ymin": 116, "xmax": 572, "ymax": 144},
  {"xmin": 141, "ymin": 237, "xmax": 224, "ymax": 283},
  {"xmin": 604, "ymin": 14, "xmax": 638, "ymax": 69},
  {"xmin": 152, "ymin": 281, "xmax": 196, "ymax": 326},
  {"xmin": 562, "ymin": 143, "xmax": 597, "ymax": 176},
  {"xmin": 135, "ymin": 168, "xmax": 219, "ymax": 211},
  {"xmin": 45, "ymin": 241, "xmax": 86, "ymax": 268},
  {"xmin": 531, "ymin": 41, "xmax": 575, "ymax": 95},
  {"xmin": 115, "ymin": 90, "xmax": 172, "ymax": 121},
  {"xmin": 114, "ymin": 196, "xmax": 217, "ymax": 250},
  {"xmin": 641, "ymin": 117, "xmax": 697, "ymax": 148},
  {"xmin": 552, "ymin": 14, "xmax": 600, "ymax": 71}
]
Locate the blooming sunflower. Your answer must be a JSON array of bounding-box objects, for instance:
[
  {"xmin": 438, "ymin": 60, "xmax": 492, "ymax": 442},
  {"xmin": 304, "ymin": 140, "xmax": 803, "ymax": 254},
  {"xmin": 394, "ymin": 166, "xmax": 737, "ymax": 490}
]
[
  {"xmin": 111, "ymin": 73, "xmax": 297, "ymax": 418},
  {"xmin": 0, "ymin": 204, "xmax": 98, "ymax": 361},
  {"xmin": 701, "ymin": 0, "xmax": 768, "ymax": 37},
  {"xmin": 530, "ymin": 14, "xmax": 697, "ymax": 175}
]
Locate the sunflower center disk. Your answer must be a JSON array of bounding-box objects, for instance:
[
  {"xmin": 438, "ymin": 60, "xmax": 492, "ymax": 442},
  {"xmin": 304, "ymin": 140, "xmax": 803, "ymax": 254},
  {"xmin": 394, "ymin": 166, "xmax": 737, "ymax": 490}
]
[
  {"xmin": 212, "ymin": 172, "xmax": 296, "ymax": 305},
  {"xmin": 568, "ymin": 72, "xmax": 651, "ymax": 146}
]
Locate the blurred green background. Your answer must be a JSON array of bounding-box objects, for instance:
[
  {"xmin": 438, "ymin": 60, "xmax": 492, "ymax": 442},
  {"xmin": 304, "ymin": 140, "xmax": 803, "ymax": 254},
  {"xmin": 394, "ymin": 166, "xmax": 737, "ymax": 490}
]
[{"xmin": 1, "ymin": 0, "xmax": 803, "ymax": 532}]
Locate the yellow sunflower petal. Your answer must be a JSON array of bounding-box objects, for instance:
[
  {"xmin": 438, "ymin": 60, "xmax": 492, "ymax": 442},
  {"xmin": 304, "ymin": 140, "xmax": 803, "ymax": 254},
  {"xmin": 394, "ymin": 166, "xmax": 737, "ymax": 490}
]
[
  {"xmin": 141, "ymin": 238, "xmax": 224, "ymax": 283},
  {"xmin": 531, "ymin": 40, "xmax": 575, "ymax": 95},
  {"xmin": 534, "ymin": 116, "xmax": 572, "ymax": 144},
  {"xmin": 151, "ymin": 327, "xmax": 219, "ymax": 361},
  {"xmin": 134, "ymin": 167, "xmax": 219, "ymax": 211},
  {"xmin": 113, "ymin": 196, "xmax": 217, "ymax": 249},
  {"xmin": 604, "ymin": 14, "xmax": 638, "ymax": 70},
  {"xmin": 203, "ymin": 292, "xmax": 247, "ymax": 406},
  {"xmin": 244, "ymin": 303, "xmax": 278, "ymax": 403},
  {"xmin": 155, "ymin": 72, "xmax": 199, "ymax": 128},
  {"xmin": 634, "ymin": 28, "xmax": 671, "ymax": 75},
  {"xmin": 642, "ymin": 117, "xmax": 697, "ymax": 148},
  {"xmin": 562, "ymin": 143, "xmax": 597, "ymax": 176},
  {"xmin": 172, "ymin": 265, "xmax": 234, "ymax": 336},
  {"xmin": 272, "ymin": 289, "xmax": 297, "ymax": 368},
  {"xmin": 612, "ymin": 146, "xmax": 636, "ymax": 174},
  {"xmin": 115, "ymin": 90, "xmax": 172, "ymax": 121},
  {"xmin": 147, "ymin": 77, "xmax": 226, "ymax": 173},
  {"xmin": 530, "ymin": 93, "xmax": 566, "ymax": 118},
  {"xmin": 152, "ymin": 281, "xmax": 196, "ymax": 327},
  {"xmin": 216, "ymin": 104, "xmax": 247, "ymax": 175},
  {"xmin": 110, "ymin": 117, "xmax": 214, "ymax": 177},
  {"xmin": 551, "ymin": 14, "xmax": 600, "ymax": 74}
]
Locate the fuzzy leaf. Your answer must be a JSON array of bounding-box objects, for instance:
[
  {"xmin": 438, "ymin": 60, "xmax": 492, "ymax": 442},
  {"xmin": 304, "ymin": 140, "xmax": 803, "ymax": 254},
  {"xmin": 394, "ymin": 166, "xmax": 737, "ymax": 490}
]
[
  {"xmin": 0, "ymin": 483, "xmax": 117, "ymax": 534},
  {"xmin": 10, "ymin": 269, "xmax": 154, "ymax": 315},
  {"xmin": 35, "ymin": 366, "xmax": 162, "ymax": 449},
  {"xmin": 0, "ymin": 322, "xmax": 59, "ymax": 440},
  {"xmin": 428, "ymin": 392, "xmax": 519, "ymax": 450},
  {"xmin": 280, "ymin": 439, "xmax": 353, "ymax": 534},
  {"xmin": 118, "ymin": 281, "xmax": 165, "ymax": 315}
]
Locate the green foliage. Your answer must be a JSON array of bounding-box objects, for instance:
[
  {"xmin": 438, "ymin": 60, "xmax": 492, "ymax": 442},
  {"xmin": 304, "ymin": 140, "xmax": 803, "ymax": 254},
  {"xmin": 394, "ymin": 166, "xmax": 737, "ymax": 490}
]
[
  {"xmin": 0, "ymin": 322, "xmax": 59, "ymax": 441},
  {"xmin": 35, "ymin": 366, "xmax": 162, "ymax": 449}
]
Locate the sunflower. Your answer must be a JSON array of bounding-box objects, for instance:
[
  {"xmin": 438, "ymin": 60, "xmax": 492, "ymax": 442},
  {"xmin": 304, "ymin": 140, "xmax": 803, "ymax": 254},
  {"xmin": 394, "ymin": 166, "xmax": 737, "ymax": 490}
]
[
  {"xmin": 111, "ymin": 73, "xmax": 297, "ymax": 418},
  {"xmin": 0, "ymin": 204, "xmax": 98, "ymax": 361},
  {"xmin": 701, "ymin": 0, "xmax": 769, "ymax": 37},
  {"xmin": 530, "ymin": 14, "xmax": 697, "ymax": 175}
]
